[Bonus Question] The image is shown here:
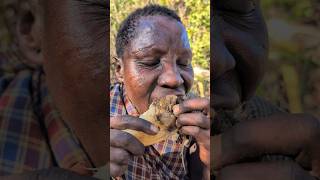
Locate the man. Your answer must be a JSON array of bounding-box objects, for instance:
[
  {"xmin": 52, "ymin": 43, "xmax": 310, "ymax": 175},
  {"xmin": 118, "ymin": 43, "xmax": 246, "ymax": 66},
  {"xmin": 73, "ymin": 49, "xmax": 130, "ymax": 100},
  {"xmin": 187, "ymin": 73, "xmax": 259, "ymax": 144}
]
[
  {"xmin": 0, "ymin": 0, "xmax": 108, "ymax": 179},
  {"xmin": 212, "ymin": 0, "xmax": 320, "ymax": 179}
]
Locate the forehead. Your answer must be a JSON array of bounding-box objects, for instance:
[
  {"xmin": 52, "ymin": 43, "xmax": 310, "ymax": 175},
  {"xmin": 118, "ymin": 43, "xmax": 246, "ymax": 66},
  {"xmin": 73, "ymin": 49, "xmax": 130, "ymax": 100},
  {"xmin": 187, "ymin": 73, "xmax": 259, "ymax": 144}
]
[
  {"xmin": 128, "ymin": 15, "xmax": 190, "ymax": 51},
  {"xmin": 137, "ymin": 15, "xmax": 182, "ymax": 34}
]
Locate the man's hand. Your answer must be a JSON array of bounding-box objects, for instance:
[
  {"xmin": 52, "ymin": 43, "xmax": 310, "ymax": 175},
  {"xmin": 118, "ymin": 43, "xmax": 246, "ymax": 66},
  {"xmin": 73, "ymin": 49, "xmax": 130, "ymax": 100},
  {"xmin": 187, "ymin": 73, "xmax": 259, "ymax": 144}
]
[
  {"xmin": 173, "ymin": 97, "xmax": 210, "ymax": 179},
  {"xmin": 212, "ymin": 113, "xmax": 320, "ymax": 179},
  {"xmin": 110, "ymin": 115, "xmax": 159, "ymax": 177}
]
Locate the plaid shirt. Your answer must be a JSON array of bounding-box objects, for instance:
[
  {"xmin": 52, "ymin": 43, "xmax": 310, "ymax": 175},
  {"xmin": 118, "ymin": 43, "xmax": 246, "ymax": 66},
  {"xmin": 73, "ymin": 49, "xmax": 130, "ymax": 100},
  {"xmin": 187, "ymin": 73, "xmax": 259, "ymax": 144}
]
[
  {"xmin": 0, "ymin": 52, "xmax": 91, "ymax": 175},
  {"xmin": 110, "ymin": 83, "xmax": 190, "ymax": 180}
]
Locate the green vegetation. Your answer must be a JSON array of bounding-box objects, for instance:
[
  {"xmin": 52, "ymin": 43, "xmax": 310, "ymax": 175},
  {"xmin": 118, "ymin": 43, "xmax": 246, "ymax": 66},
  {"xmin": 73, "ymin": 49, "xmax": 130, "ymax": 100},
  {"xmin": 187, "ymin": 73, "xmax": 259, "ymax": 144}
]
[
  {"xmin": 261, "ymin": 0, "xmax": 314, "ymax": 21},
  {"xmin": 258, "ymin": 0, "xmax": 320, "ymax": 117}
]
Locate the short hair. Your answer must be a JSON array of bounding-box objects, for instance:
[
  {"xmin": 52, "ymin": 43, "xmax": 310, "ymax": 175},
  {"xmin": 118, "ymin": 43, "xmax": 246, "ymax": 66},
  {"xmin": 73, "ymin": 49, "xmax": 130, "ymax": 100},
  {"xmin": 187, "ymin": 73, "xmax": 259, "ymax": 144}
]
[{"xmin": 115, "ymin": 4, "xmax": 181, "ymax": 58}]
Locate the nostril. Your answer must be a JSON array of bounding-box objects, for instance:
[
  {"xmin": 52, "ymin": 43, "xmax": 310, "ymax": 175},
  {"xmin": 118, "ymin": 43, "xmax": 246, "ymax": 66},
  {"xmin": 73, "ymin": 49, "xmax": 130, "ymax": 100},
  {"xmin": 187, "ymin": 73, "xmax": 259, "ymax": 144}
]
[{"xmin": 158, "ymin": 71, "xmax": 184, "ymax": 88}]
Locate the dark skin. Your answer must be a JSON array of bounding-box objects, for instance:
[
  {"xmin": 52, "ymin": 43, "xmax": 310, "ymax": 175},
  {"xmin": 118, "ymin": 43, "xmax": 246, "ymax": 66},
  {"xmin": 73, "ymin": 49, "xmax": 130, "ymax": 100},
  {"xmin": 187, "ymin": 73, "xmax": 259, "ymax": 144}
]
[
  {"xmin": 4, "ymin": 0, "xmax": 108, "ymax": 179},
  {"xmin": 42, "ymin": 0, "xmax": 108, "ymax": 168},
  {"xmin": 111, "ymin": 16, "xmax": 210, "ymax": 179},
  {"xmin": 212, "ymin": 0, "xmax": 320, "ymax": 179}
]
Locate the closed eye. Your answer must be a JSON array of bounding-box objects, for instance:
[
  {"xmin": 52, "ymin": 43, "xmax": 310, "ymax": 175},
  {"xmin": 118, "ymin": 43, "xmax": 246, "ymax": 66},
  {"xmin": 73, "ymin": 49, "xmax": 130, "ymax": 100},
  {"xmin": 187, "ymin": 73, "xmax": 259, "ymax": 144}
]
[
  {"xmin": 136, "ymin": 58, "xmax": 161, "ymax": 68},
  {"xmin": 177, "ymin": 60, "xmax": 192, "ymax": 69},
  {"xmin": 178, "ymin": 62, "xmax": 189, "ymax": 67}
]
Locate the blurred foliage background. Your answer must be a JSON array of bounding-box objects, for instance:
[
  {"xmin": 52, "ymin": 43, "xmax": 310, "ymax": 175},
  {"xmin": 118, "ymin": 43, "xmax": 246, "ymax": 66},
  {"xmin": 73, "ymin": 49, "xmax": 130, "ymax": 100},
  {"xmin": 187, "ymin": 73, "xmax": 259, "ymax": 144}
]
[
  {"xmin": 259, "ymin": 0, "xmax": 320, "ymax": 117},
  {"xmin": 110, "ymin": 0, "xmax": 210, "ymax": 97}
]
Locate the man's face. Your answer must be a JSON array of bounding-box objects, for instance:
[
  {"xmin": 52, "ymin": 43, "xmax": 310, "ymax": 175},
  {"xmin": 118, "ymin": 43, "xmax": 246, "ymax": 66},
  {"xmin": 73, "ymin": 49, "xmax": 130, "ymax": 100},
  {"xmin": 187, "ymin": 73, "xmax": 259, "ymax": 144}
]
[
  {"xmin": 212, "ymin": 0, "xmax": 268, "ymax": 110},
  {"xmin": 119, "ymin": 16, "xmax": 194, "ymax": 114},
  {"xmin": 41, "ymin": 0, "xmax": 108, "ymax": 165}
]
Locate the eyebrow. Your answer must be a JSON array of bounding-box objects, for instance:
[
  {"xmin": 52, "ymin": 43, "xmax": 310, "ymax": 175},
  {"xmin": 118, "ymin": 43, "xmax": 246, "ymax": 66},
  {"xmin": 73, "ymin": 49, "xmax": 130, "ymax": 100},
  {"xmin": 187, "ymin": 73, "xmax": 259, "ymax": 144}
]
[
  {"xmin": 131, "ymin": 46, "xmax": 192, "ymax": 61},
  {"xmin": 131, "ymin": 44, "xmax": 167, "ymax": 57}
]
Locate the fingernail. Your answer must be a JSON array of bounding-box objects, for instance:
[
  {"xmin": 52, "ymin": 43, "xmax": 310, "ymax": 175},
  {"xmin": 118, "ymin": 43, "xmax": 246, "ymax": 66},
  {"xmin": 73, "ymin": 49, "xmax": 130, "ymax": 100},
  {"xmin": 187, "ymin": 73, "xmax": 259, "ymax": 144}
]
[
  {"xmin": 151, "ymin": 125, "xmax": 159, "ymax": 133},
  {"xmin": 173, "ymin": 105, "xmax": 179, "ymax": 115}
]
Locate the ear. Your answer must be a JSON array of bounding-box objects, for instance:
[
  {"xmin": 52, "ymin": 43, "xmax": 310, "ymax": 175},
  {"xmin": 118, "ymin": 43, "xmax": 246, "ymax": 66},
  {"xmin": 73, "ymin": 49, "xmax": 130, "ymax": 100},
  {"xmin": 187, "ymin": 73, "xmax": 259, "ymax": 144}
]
[
  {"xmin": 16, "ymin": 2, "xmax": 43, "ymax": 65},
  {"xmin": 115, "ymin": 57, "xmax": 124, "ymax": 83}
]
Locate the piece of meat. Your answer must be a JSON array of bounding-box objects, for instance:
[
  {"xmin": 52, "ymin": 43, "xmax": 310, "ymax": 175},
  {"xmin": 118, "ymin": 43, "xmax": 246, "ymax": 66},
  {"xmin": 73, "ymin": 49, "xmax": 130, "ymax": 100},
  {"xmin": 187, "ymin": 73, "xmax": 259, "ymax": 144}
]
[
  {"xmin": 123, "ymin": 95, "xmax": 181, "ymax": 146},
  {"xmin": 154, "ymin": 95, "xmax": 178, "ymax": 131}
]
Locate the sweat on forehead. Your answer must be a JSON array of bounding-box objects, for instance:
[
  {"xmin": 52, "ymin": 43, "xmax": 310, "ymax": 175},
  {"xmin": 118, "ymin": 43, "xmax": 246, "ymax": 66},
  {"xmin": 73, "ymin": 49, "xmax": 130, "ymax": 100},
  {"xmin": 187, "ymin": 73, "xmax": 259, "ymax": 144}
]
[{"xmin": 115, "ymin": 4, "xmax": 182, "ymax": 58}]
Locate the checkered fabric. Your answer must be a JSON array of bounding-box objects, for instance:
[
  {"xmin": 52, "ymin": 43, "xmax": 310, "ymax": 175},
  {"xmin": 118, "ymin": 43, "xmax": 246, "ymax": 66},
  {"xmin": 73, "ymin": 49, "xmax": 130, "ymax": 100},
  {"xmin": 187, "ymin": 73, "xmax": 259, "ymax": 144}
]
[
  {"xmin": 110, "ymin": 83, "xmax": 189, "ymax": 180},
  {"xmin": 0, "ymin": 52, "xmax": 91, "ymax": 175}
]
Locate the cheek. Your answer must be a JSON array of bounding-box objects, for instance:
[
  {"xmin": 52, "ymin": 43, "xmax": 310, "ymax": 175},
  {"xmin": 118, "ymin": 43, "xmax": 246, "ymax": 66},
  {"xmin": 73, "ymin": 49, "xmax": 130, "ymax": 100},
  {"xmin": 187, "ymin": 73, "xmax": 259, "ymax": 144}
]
[
  {"xmin": 123, "ymin": 63, "xmax": 160, "ymax": 94},
  {"xmin": 181, "ymin": 68, "xmax": 194, "ymax": 91},
  {"xmin": 125, "ymin": 68, "xmax": 147, "ymax": 87}
]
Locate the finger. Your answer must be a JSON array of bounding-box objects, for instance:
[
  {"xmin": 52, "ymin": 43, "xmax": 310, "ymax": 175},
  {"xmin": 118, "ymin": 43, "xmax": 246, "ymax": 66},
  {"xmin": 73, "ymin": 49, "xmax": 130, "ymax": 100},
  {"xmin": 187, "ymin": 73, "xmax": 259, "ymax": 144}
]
[
  {"xmin": 173, "ymin": 98, "xmax": 209, "ymax": 115},
  {"xmin": 180, "ymin": 126, "xmax": 210, "ymax": 144},
  {"xmin": 110, "ymin": 115, "xmax": 159, "ymax": 135},
  {"xmin": 212, "ymin": 113, "xmax": 320, "ymax": 170},
  {"xmin": 180, "ymin": 126, "xmax": 200, "ymax": 137},
  {"xmin": 110, "ymin": 147, "xmax": 130, "ymax": 165},
  {"xmin": 110, "ymin": 129, "xmax": 145, "ymax": 156},
  {"xmin": 110, "ymin": 162, "xmax": 128, "ymax": 177},
  {"xmin": 176, "ymin": 113, "xmax": 210, "ymax": 129},
  {"xmin": 217, "ymin": 161, "xmax": 317, "ymax": 180}
]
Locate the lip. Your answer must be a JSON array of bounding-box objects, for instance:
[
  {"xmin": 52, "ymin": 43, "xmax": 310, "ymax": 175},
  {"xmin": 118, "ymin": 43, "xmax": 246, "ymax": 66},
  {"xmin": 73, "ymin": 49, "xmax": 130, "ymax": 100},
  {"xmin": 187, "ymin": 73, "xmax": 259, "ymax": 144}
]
[{"xmin": 151, "ymin": 90, "xmax": 186, "ymax": 101}]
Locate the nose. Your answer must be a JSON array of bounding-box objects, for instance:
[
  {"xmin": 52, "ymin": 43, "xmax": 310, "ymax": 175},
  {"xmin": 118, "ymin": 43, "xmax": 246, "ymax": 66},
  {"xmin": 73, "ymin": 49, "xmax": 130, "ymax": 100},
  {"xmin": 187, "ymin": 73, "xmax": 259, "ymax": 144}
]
[
  {"xmin": 158, "ymin": 63, "xmax": 184, "ymax": 88},
  {"xmin": 212, "ymin": 19, "xmax": 236, "ymax": 80}
]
